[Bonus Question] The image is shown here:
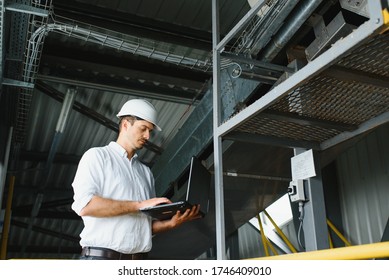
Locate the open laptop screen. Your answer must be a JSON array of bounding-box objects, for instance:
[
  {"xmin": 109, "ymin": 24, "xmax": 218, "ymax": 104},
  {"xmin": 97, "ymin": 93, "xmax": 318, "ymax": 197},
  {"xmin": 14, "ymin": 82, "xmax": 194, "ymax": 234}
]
[{"xmin": 140, "ymin": 156, "xmax": 211, "ymax": 220}]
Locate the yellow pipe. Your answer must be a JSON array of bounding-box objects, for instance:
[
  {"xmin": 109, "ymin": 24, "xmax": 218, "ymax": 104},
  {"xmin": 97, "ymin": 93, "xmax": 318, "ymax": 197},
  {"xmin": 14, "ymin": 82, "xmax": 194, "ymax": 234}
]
[
  {"xmin": 266, "ymin": 237, "xmax": 279, "ymax": 256},
  {"xmin": 263, "ymin": 210, "xmax": 298, "ymax": 253},
  {"xmin": 249, "ymin": 241, "xmax": 389, "ymax": 260},
  {"xmin": 328, "ymin": 232, "xmax": 334, "ymax": 249},
  {"xmin": 1, "ymin": 176, "xmax": 15, "ymax": 260},
  {"xmin": 257, "ymin": 214, "xmax": 270, "ymax": 257},
  {"xmin": 257, "ymin": 214, "xmax": 279, "ymax": 256},
  {"xmin": 327, "ymin": 219, "xmax": 352, "ymax": 247}
]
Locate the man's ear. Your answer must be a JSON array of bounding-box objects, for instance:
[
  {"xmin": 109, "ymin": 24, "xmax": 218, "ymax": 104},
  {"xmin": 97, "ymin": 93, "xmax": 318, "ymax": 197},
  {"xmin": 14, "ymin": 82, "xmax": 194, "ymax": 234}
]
[{"xmin": 121, "ymin": 119, "xmax": 128, "ymax": 132}]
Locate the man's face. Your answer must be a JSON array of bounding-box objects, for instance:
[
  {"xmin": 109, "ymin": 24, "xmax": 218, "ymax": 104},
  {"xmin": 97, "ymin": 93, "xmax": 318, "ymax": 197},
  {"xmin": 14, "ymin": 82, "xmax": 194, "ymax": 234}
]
[{"xmin": 125, "ymin": 119, "xmax": 154, "ymax": 150}]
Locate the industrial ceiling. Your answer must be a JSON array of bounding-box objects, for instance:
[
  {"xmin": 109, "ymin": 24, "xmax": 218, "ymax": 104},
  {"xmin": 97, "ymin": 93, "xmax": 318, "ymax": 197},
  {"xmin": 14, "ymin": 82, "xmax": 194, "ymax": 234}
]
[{"xmin": 1, "ymin": 0, "xmax": 388, "ymax": 259}]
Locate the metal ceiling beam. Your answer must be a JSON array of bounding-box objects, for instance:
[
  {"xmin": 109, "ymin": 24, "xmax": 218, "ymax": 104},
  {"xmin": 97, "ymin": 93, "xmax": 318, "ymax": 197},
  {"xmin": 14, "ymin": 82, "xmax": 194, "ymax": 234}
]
[
  {"xmin": 12, "ymin": 198, "xmax": 78, "ymax": 219},
  {"xmin": 323, "ymin": 65, "xmax": 389, "ymax": 89},
  {"xmin": 12, "ymin": 220, "xmax": 79, "ymax": 243},
  {"xmin": 321, "ymin": 111, "xmax": 389, "ymax": 150},
  {"xmin": 5, "ymin": 3, "xmax": 49, "ymax": 17},
  {"xmin": 37, "ymin": 74, "xmax": 200, "ymax": 106},
  {"xmin": 12, "ymin": 210, "xmax": 79, "ymax": 220},
  {"xmin": 221, "ymin": 53, "xmax": 294, "ymax": 73},
  {"xmin": 35, "ymin": 81, "xmax": 164, "ymax": 156},
  {"xmin": 2, "ymin": 78, "xmax": 34, "ymax": 89},
  {"xmin": 52, "ymin": 0, "xmax": 214, "ymax": 51},
  {"xmin": 36, "ymin": 81, "xmax": 118, "ymax": 127},
  {"xmin": 18, "ymin": 149, "xmax": 81, "ymax": 165},
  {"xmin": 15, "ymin": 198, "xmax": 73, "ymax": 211},
  {"xmin": 261, "ymin": 110, "xmax": 357, "ymax": 132},
  {"xmin": 11, "ymin": 185, "xmax": 73, "ymax": 196},
  {"xmin": 225, "ymin": 131, "xmax": 321, "ymax": 150},
  {"xmin": 39, "ymin": 53, "xmax": 207, "ymax": 102},
  {"xmin": 40, "ymin": 51, "xmax": 209, "ymax": 83},
  {"xmin": 220, "ymin": 53, "xmax": 294, "ymax": 85},
  {"xmin": 220, "ymin": 171, "xmax": 290, "ymax": 183}
]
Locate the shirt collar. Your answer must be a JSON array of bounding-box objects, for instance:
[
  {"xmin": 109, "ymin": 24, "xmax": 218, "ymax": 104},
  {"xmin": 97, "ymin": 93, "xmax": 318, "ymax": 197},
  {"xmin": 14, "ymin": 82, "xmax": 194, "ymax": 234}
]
[{"xmin": 109, "ymin": 141, "xmax": 138, "ymax": 160}]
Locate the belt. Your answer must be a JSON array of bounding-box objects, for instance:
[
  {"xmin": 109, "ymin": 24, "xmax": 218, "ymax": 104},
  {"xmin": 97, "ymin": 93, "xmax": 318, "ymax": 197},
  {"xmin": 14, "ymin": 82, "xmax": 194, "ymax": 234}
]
[{"xmin": 81, "ymin": 247, "xmax": 148, "ymax": 260}]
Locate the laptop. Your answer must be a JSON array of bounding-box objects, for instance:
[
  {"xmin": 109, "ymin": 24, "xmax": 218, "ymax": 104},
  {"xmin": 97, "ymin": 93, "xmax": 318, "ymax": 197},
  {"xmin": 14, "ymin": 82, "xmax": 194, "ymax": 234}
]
[{"xmin": 140, "ymin": 156, "xmax": 211, "ymax": 220}]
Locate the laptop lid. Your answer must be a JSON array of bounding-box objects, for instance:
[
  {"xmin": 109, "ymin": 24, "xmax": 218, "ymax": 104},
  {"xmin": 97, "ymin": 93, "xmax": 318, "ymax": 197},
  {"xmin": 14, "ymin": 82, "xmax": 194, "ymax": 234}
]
[
  {"xmin": 186, "ymin": 156, "xmax": 211, "ymax": 214},
  {"xmin": 140, "ymin": 156, "xmax": 211, "ymax": 220}
]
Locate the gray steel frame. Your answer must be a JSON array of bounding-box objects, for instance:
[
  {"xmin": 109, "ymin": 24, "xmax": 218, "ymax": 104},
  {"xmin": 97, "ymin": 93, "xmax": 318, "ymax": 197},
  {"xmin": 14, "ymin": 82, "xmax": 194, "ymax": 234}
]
[
  {"xmin": 0, "ymin": 0, "xmax": 4, "ymax": 79},
  {"xmin": 217, "ymin": 10, "xmax": 386, "ymax": 137},
  {"xmin": 212, "ymin": 0, "xmax": 266, "ymax": 260},
  {"xmin": 212, "ymin": 0, "xmax": 386, "ymax": 259}
]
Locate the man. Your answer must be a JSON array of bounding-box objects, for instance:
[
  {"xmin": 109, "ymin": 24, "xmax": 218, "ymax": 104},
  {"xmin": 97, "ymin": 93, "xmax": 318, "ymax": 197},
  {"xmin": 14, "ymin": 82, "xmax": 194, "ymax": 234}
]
[{"xmin": 71, "ymin": 99, "xmax": 200, "ymax": 260}]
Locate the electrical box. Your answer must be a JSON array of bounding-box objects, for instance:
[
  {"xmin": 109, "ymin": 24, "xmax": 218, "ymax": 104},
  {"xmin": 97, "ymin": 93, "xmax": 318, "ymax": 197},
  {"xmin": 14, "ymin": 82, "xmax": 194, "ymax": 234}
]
[{"xmin": 288, "ymin": 179, "xmax": 306, "ymax": 203}]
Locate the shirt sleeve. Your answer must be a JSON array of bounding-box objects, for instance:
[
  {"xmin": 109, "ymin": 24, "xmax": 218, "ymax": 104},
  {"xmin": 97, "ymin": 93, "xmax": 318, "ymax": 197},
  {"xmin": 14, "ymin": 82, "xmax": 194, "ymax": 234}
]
[{"xmin": 71, "ymin": 148, "xmax": 104, "ymax": 215}]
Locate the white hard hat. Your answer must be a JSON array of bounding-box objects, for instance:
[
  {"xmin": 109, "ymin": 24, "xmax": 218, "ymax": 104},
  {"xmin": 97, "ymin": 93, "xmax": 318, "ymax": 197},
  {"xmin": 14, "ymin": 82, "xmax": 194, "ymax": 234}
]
[{"xmin": 117, "ymin": 99, "xmax": 161, "ymax": 131}]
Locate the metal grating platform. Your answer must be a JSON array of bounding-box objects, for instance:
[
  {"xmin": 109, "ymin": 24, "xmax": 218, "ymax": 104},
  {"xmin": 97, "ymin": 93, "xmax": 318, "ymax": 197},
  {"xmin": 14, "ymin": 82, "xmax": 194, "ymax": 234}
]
[
  {"xmin": 336, "ymin": 32, "xmax": 389, "ymax": 76},
  {"xmin": 235, "ymin": 32, "xmax": 389, "ymax": 146}
]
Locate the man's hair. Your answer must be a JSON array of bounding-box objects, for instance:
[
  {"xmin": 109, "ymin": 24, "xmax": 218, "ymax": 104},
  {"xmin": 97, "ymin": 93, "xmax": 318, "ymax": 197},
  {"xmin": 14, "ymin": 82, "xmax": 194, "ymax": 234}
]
[{"xmin": 118, "ymin": 115, "xmax": 137, "ymax": 133}]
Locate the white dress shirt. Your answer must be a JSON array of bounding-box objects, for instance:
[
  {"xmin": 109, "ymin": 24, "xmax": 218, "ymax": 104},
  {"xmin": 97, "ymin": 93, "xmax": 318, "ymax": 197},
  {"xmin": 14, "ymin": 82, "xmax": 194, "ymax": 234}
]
[{"xmin": 71, "ymin": 141, "xmax": 155, "ymax": 254}]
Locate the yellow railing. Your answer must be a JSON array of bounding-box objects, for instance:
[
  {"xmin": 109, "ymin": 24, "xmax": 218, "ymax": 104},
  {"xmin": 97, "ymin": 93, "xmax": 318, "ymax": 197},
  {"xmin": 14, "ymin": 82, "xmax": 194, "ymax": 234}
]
[
  {"xmin": 254, "ymin": 210, "xmax": 385, "ymax": 260},
  {"xmin": 257, "ymin": 214, "xmax": 278, "ymax": 256},
  {"xmin": 263, "ymin": 210, "xmax": 298, "ymax": 253},
  {"xmin": 381, "ymin": 8, "xmax": 389, "ymax": 33},
  {"xmin": 250, "ymin": 241, "xmax": 389, "ymax": 260},
  {"xmin": 327, "ymin": 219, "xmax": 352, "ymax": 247}
]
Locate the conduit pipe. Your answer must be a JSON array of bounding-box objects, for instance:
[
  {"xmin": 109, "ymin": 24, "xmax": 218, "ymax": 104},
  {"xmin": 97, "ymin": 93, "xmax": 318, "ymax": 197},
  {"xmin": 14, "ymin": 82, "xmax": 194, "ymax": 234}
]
[{"xmin": 249, "ymin": 0, "xmax": 300, "ymax": 56}]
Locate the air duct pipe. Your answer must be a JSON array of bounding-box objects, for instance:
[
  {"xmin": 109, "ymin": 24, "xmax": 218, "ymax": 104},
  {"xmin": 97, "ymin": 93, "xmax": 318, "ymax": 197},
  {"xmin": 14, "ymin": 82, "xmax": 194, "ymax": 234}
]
[{"xmin": 258, "ymin": 0, "xmax": 324, "ymax": 62}]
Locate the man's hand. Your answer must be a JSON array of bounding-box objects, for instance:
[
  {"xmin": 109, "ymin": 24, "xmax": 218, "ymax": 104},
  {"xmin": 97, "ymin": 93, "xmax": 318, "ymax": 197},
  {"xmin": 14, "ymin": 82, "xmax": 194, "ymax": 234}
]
[
  {"xmin": 170, "ymin": 204, "xmax": 201, "ymax": 226},
  {"xmin": 138, "ymin": 197, "xmax": 172, "ymax": 210},
  {"xmin": 152, "ymin": 204, "xmax": 201, "ymax": 234}
]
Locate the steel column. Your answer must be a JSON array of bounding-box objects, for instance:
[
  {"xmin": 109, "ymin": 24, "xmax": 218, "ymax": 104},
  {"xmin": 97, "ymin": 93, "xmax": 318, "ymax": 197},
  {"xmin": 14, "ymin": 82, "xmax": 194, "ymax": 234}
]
[
  {"xmin": 294, "ymin": 148, "xmax": 329, "ymax": 251},
  {"xmin": 212, "ymin": 0, "xmax": 226, "ymax": 260},
  {"xmin": 0, "ymin": 0, "xmax": 5, "ymax": 77}
]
